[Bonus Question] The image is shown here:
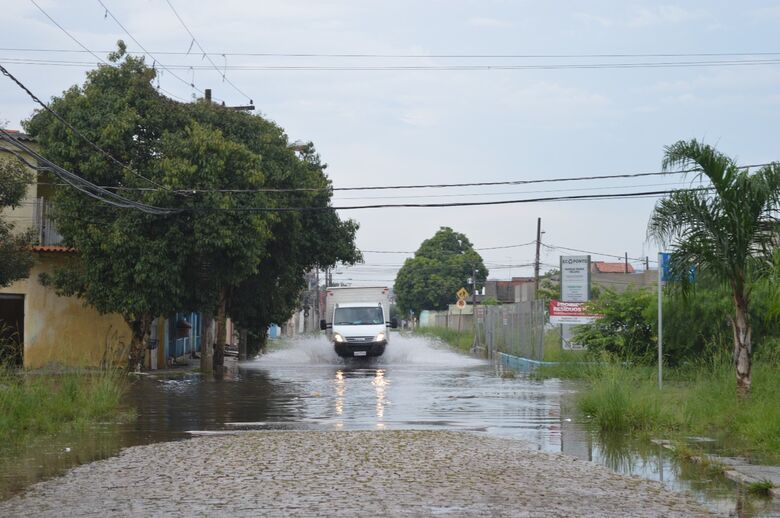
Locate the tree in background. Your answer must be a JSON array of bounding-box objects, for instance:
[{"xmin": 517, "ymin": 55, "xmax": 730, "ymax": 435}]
[
  {"xmin": 648, "ymin": 139, "xmax": 780, "ymax": 397},
  {"xmin": 394, "ymin": 227, "xmax": 488, "ymax": 316},
  {"xmin": 0, "ymin": 158, "xmax": 34, "ymax": 288}
]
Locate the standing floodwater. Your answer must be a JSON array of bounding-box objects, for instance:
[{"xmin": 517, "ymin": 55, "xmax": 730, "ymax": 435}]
[{"xmin": 0, "ymin": 334, "xmax": 776, "ymax": 516}]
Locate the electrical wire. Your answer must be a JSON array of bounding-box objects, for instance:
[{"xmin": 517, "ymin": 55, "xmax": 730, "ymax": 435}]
[
  {"xmin": 163, "ymin": 0, "xmax": 252, "ymax": 104},
  {"xmin": 542, "ymin": 242, "xmax": 655, "ymax": 263},
  {"xmin": 27, "ymin": 0, "xmax": 108, "ymax": 65},
  {"xmin": 0, "ymin": 63, "xmax": 170, "ymax": 190},
  {"xmin": 96, "ymin": 0, "xmax": 220, "ymax": 102},
  {"xmin": 0, "ymin": 130, "xmax": 179, "ymax": 215},
  {"xmin": 4, "ymin": 53, "xmax": 780, "ymax": 71},
  {"xmin": 14, "ymin": 164, "xmax": 766, "ymax": 194},
  {"xmin": 5, "ymin": 48, "xmax": 780, "ymax": 59}
]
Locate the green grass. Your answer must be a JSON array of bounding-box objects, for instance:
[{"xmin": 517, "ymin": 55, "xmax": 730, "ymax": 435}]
[
  {"xmin": 415, "ymin": 327, "xmax": 474, "ymax": 352},
  {"xmin": 747, "ymin": 480, "xmax": 776, "ymax": 496},
  {"xmin": 542, "ymin": 358, "xmax": 780, "ymax": 464},
  {"xmin": 0, "ymin": 367, "xmax": 134, "ymax": 444},
  {"xmin": 542, "ymin": 329, "xmax": 590, "ymax": 362}
]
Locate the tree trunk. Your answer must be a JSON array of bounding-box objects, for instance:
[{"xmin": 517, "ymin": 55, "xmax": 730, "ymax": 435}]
[
  {"xmin": 213, "ymin": 288, "xmax": 228, "ymax": 374},
  {"xmin": 731, "ymin": 288, "xmax": 752, "ymax": 399},
  {"xmin": 258, "ymin": 330, "xmax": 268, "ymax": 355},
  {"xmin": 126, "ymin": 314, "xmax": 153, "ymax": 372},
  {"xmin": 238, "ymin": 327, "xmax": 248, "ymax": 361},
  {"xmin": 200, "ymin": 317, "xmax": 214, "ymax": 373}
]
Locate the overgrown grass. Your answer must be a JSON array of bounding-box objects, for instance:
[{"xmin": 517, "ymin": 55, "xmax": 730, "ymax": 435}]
[
  {"xmin": 542, "ymin": 328, "xmax": 590, "ymax": 363},
  {"xmin": 0, "ymin": 367, "xmax": 134, "ymax": 444},
  {"xmin": 415, "ymin": 327, "xmax": 473, "ymax": 352},
  {"xmin": 544, "ymin": 356, "xmax": 780, "ymax": 464}
]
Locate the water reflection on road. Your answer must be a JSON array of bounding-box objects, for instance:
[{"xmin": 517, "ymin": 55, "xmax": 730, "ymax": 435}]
[{"xmin": 1, "ymin": 334, "xmax": 777, "ymax": 516}]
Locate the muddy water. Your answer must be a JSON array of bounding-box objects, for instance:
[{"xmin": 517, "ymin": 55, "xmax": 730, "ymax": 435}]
[{"xmin": 1, "ymin": 334, "xmax": 777, "ymax": 516}]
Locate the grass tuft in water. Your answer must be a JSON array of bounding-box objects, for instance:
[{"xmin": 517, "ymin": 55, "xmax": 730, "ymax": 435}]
[
  {"xmin": 414, "ymin": 327, "xmax": 473, "ymax": 353},
  {"xmin": 0, "ymin": 367, "xmax": 133, "ymax": 444},
  {"xmin": 545, "ymin": 356, "xmax": 780, "ymax": 463},
  {"xmin": 747, "ymin": 480, "xmax": 775, "ymax": 496}
]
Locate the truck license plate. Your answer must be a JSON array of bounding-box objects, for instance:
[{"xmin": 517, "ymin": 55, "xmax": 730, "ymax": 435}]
[{"xmin": 353, "ymin": 350, "xmax": 367, "ymax": 357}]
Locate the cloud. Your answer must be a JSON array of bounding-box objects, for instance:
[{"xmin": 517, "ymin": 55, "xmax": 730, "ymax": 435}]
[
  {"xmin": 468, "ymin": 17, "xmax": 512, "ymax": 28},
  {"xmin": 629, "ymin": 5, "xmax": 704, "ymax": 27},
  {"xmin": 574, "ymin": 13, "xmax": 613, "ymax": 28}
]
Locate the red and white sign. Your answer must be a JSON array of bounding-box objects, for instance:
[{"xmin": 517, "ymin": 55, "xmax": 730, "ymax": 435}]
[{"xmin": 549, "ymin": 300, "xmax": 601, "ymax": 325}]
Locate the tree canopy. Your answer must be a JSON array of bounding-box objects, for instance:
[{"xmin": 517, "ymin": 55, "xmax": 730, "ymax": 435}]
[
  {"xmin": 394, "ymin": 227, "xmax": 488, "ymax": 316},
  {"xmin": 24, "ymin": 45, "xmax": 360, "ymax": 371},
  {"xmin": 0, "ymin": 157, "xmax": 34, "ymax": 288}
]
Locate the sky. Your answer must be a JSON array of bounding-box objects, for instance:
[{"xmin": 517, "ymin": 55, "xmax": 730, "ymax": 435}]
[{"xmin": 3, "ymin": 1, "xmax": 780, "ymax": 286}]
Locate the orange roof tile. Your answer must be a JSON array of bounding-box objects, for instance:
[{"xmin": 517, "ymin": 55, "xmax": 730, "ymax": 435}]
[
  {"xmin": 592, "ymin": 261, "xmax": 635, "ymax": 274},
  {"xmin": 30, "ymin": 245, "xmax": 76, "ymax": 253}
]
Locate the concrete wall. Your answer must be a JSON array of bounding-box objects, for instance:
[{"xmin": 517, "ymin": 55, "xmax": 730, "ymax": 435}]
[
  {"xmin": 0, "ymin": 252, "xmax": 132, "ymax": 368},
  {"xmin": 592, "ymin": 270, "xmax": 657, "ymax": 293}
]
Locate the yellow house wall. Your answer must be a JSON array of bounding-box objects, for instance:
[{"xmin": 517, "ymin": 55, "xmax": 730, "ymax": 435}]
[{"xmin": 0, "ymin": 253, "xmax": 132, "ymax": 369}]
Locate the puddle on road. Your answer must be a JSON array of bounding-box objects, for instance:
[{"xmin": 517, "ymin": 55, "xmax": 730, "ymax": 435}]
[{"xmin": 0, "ymin": 333, "xmax": 777, "ymax": 516}]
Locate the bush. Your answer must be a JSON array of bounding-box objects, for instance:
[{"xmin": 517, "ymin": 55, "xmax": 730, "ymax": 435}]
[{"xmin": 573, "ymin": 288, "xmax": 656, "ymax": 363}]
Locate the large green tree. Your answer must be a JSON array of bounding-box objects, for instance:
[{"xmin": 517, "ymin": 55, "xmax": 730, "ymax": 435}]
[
  {"xmin": 648, "ymin": 140, "xmax": 780, "ymax": 397},
  {"xmin": 394, "ymin": 227, "xmax": 488, "ymax": 316},
  {"xmin": 0, "ymin": 157, "xmax": 34, "ymax": 288},
  {"xmin": 25, "ymin": 45, "xmax": 359, "ymax": 371}
]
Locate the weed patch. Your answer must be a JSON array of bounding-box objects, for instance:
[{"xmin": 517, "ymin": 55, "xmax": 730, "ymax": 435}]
[{"xmin": 0, "ymin": 368, "xmax": 133, "ymax": 444}]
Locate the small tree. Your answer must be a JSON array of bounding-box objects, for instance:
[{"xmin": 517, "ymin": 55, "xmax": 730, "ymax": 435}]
[
  {"xmin": 394, "ymin": 227, "xmax": 488, "ymax": 315},
  {"xmin": 648, "ymin": 140, "xmax": 780, "ymax": 397},
  {"xmin": 574, "ymin": 288, "xmax": 656, "ymax": 362},
  {"xmin": 0, "ymin": 158, "xmax": 34, "ymax": 288}
]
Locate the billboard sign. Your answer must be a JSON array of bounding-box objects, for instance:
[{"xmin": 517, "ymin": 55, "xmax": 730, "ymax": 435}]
[
  {"xmin": 560, "ymin": 255, "xmax": 590, "ymax": 302},
  {"xmin": 660, "ymin": 252, "xmax": 696, "ymax": 283},
  {"xmin": 549, "ymin": 300, "xmax": 601, "ymax": 325}
]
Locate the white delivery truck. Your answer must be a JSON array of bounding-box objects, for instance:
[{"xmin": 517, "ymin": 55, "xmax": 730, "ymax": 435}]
[{"xmin": 320, "ymin": 286, "xmax": 398, "ymax": 357}]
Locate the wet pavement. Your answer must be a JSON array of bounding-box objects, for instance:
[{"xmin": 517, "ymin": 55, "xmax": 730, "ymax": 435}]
[{"xmin": 1, "ymin": 334, "xmax": 778, "ymax": 516}]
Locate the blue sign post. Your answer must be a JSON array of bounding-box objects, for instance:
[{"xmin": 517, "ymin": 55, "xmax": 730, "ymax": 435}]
[{"xmin": 657, "ymin": 253, "xmax": 670, "ymax": 389}]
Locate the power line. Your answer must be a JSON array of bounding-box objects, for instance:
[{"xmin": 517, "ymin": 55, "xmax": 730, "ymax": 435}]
[
  {"xmin": 0, "ymin": 63, "xmax": 169, "ymax": 190},
  {"xmin": 542, "ymin": 242, "xmax": 655, "ymax": 264},
  {"xmin": 4, "ymin": 46, "xmax": 780, "ymax": 60},
  {"xmin": 19, "ymin": 164, "xmax": 768, "ymax": 194},
  {"xmin": 163, "ymin": 0, "xmax": 252, "ymax": 104},
  {"xmin": 96, "ymin": 0, "xmax": 219, "ymax": 102},
  {"xmin": 5, "ymin": 55, "xmax": 780, "ymax": 72},
  {"xmin": 27, "ymin": 0, "xmax": 108, "ymax": 65},
  {"xmin": 332, "ymin": 180, "xmax": 699, "ymax": 200},
  {"xmin": 197, "ymin": 188, "xmax": 708, "ymax": 212},
  {"xmin": 0, "ymin": 129, "xmax": 178, "ymax": 215}
]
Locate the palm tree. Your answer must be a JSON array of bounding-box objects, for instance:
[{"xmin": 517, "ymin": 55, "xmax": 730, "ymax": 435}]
[{"xmin": 648, "ymin": 140, "xmax": 780, "ymax": 397}]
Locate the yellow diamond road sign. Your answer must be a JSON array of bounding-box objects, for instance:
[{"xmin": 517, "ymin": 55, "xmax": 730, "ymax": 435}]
[{"xmin": 456, "ymin": 287, "xmax": 469, "ymax": 300}]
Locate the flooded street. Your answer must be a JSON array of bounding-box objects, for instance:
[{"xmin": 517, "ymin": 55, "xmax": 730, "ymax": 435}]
[{"xmin": 1, "ymin": 334, "xmax": 777, "ymax": 516}]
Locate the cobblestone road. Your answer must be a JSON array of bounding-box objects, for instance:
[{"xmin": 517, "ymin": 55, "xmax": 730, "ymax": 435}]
[{"xmin": 0, "ymin": 430, "xmax": 712, "ymax": 517}]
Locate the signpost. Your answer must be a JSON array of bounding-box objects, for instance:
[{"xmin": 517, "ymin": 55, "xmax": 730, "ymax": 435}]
[
  {"xmin": 559, "ymin": 255, "xmax": 591, "ymax": 350},
  {"xmin": 658, "ymin": 252, "xmax": 670, "ymax": 390},
  {"xmin": 549, "ymin": 300, "xmax": 600, "ymax": 325}
]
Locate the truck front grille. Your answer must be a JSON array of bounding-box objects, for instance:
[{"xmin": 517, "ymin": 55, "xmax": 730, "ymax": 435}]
[{"xmin": 345, "ymin": 336, "xmax": 374, "ymax": 343}]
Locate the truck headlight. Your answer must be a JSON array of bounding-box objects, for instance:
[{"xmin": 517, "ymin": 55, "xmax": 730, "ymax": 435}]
[
  {"xmin": 333, "ymin": 333, "xmax": 345, "ymax": 343},
  {"xmin": 374, "ymin": 332, "xmax": 385, "ymax": 342}
]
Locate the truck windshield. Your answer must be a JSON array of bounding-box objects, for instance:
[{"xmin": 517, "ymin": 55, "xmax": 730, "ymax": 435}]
[{"xmin": 334, "ymin": 307, "xmax": 384, "ymax": 325}]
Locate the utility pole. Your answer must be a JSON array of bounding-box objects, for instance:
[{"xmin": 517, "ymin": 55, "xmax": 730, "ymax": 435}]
[
  {"xmin": 204, "ymin": 88, "xmax": 255, "ymax": 111},
  {"xmin": 315, "ymin": 268, "xmax": 320, "ymax": 331},
  {"xmin": 534, "ymin": 217, "xmax": 542, "ymax": 295},
  {"xmin": 625, "ymin": 252, "xmax": 629, "ymax": 274},
  {"xmin": 471, "ymin": 265, "xmax": 480, "ymax": 352}
]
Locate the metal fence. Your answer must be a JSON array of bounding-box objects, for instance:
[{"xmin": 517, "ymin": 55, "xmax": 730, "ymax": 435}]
[{"xmin": 479, "ymin": 301, "xmax": 545, "ymax": 361}]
